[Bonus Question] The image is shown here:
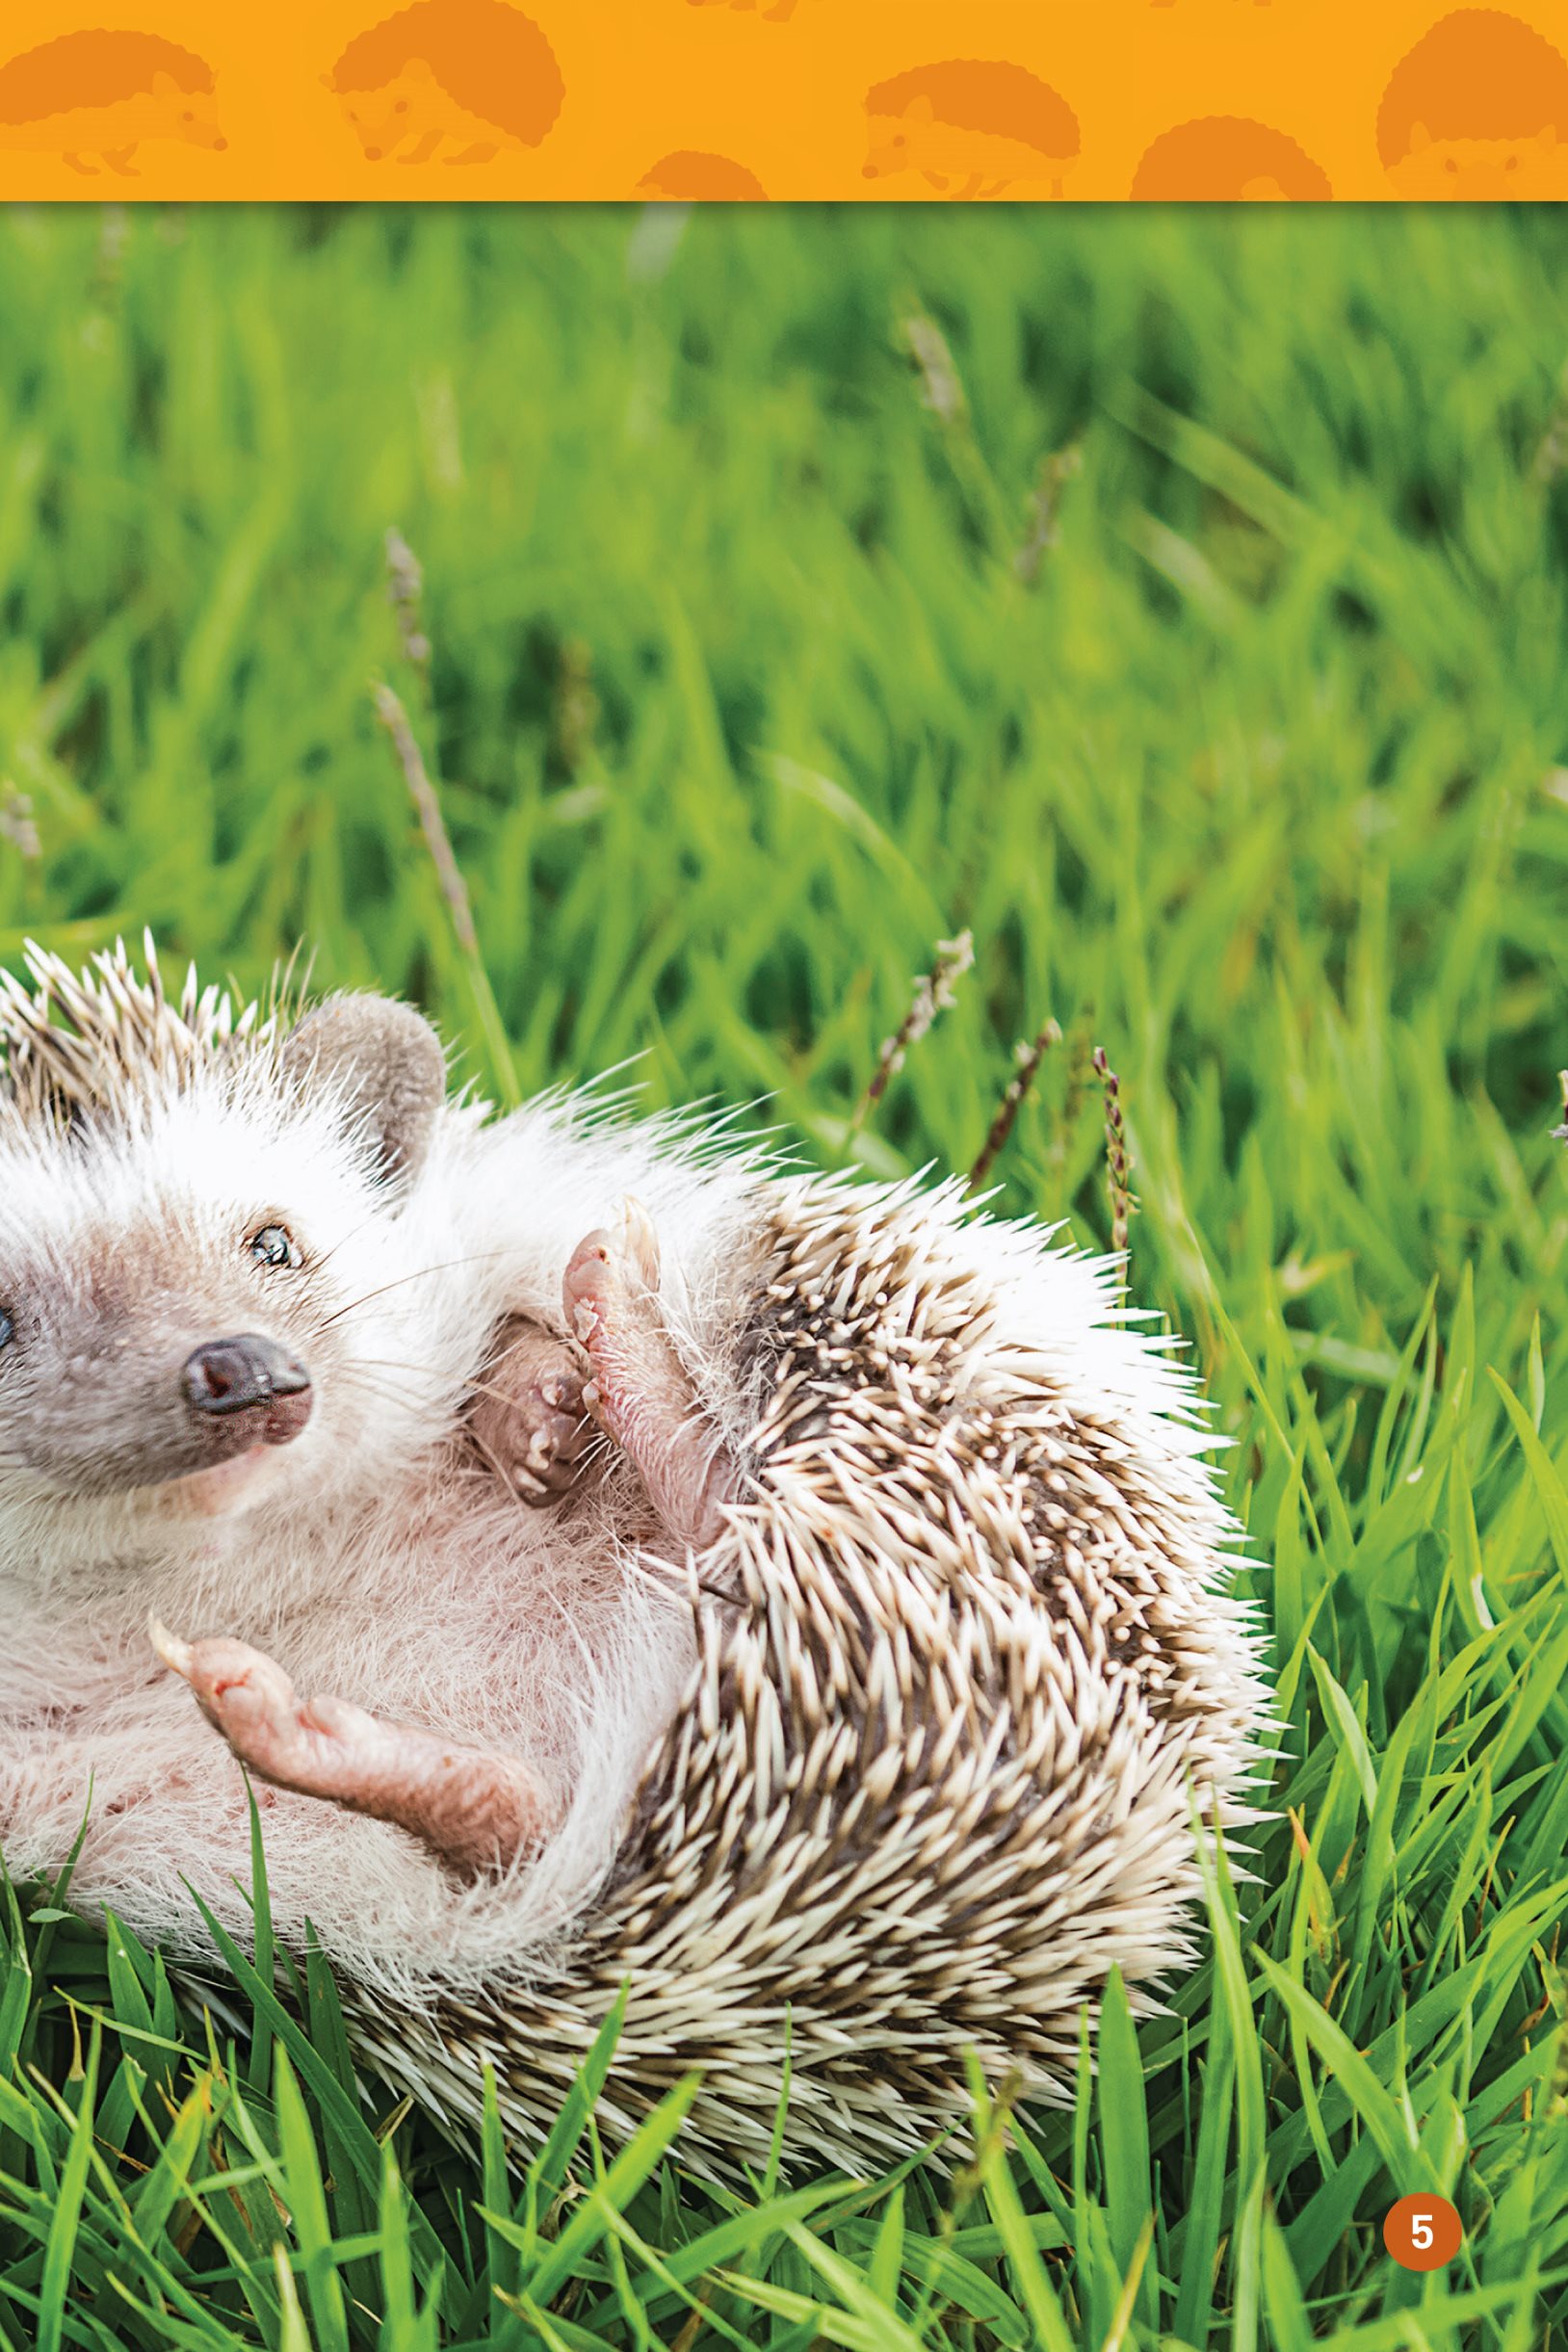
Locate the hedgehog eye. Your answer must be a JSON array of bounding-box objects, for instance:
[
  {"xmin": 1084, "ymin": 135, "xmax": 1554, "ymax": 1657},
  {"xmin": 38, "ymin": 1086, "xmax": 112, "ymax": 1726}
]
[
  {"xmin": 182, "ymin": 110, "xmax": 195, "ymax": 122},
  {"xmin": 248, "ymin": 1224, "xmax": 302, "ymax": 1270},
  {"xmin": 394, "ymin": 99, "xmax": 409, "ymax": 114},
  {"xmin": 0, "ymin": 1310, "xmax": 12, "ymax": 1351}
]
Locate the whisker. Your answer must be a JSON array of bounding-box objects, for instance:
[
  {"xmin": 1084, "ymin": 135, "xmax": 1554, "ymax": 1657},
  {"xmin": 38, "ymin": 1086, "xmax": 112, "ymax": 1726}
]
[
  {"xmin": 482, "ymin": 1320, "xmax": 579, "ymax": 1369},
  {"xmin": 343, "ymin": 1354, "xmax": 563, "ymax": 1423},
  {"xmin": 303, "ymin": 1209, "xmax": 386, "ymax": 1278},
  {"xmin": 359, "ymin": 1360, "xmax": 595, "ymax": 1425},
  {"xmin": 323, "ymin": 1363, "xmax": 466, "ymax": 1425},
  {"xmin": 333, "ymin": 1371, "xmax": 430, "ymax": 1409},
  {"xmin": 315, "ymin": 1252, "xmax": 510, "ymax": 1332}
]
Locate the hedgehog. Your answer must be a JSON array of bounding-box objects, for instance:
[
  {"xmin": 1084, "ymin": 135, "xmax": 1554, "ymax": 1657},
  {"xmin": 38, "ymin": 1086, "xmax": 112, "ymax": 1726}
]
[
  {"xmin": 0, "ymin": 32, "xmax": 225, "ymax": 178},
  {"xmin": 327, "ymin": 0, "xmax": 562, "ymax": 167},
  {"xmin": 0, "ymin": 938, "xmax": 1269, "ymax": 2176},
  {"xmin": 862, "ymin": 61, "xmax": 1081, "ymax": 199},
  {"xmin": 1130, "ymin": 117, "xmax": 1333, "ymax": 202},
  {"xmin": 637, "ymin": 150, "xmax": 769, "ymax": 201},
  {"xmin": 1376, "ymin": 10, "xmax": 1568, "ymax": 197}
]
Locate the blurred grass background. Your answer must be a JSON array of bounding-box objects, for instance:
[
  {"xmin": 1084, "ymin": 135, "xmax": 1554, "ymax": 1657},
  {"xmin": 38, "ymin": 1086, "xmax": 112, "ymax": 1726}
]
[{"xmin": 3, "ymin": 201, "xmax": 1568, "ymax": 2345}]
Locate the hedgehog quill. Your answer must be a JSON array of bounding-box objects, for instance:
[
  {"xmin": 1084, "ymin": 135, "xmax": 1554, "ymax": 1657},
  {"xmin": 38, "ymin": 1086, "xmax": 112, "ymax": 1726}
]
[{"xmin": 0, "ymin": 937, "xmax": 1269, "ymax": 2175}]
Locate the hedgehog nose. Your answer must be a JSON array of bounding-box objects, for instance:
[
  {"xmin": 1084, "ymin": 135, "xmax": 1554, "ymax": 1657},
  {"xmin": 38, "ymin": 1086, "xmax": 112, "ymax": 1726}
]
[{"xmin": 182, "ymin": 1335, "xmax": 312, "ymax": 1423}]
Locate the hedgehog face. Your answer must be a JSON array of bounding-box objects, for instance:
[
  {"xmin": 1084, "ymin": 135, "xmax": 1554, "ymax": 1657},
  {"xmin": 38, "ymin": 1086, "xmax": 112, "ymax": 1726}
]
[
  {"xmin": 149, "ymin": 70, "xmax": 227, "ymax": 154},
  {"xmin": 337, "ymin": 62, "xmax": 442, "ymax": 162},
  {"xmin": 1387, "ymin": 123, "xmax": 1565, "ymax": 196},
  {"xmin": 861, "ymin": 105, "xmax": 915, "ymax": 181},
  {"xmin": 0, "ymin": 1064, "xmax": 464, "ymax": 1581},
  {"xmin": 862, "ymin": 103, "xmax": 1071, "ymax": 193}
]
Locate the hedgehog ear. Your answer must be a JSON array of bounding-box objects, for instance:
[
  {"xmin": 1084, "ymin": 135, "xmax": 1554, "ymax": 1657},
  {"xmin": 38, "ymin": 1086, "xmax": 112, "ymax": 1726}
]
[
  {"xmin": 279, "ymin": 995, "xmax": 447, "ymax": 1185},
  {"xmin": 903, "ymin": 94, "xmax": 934, "ymax": 127},
  {"xmin": 1407, "ymin": 121, "xmax": 1432, "ymax": 156}
]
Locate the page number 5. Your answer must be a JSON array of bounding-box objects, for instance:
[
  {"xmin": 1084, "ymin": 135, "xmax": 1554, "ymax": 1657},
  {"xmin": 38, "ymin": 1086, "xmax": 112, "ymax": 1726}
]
[{"xmin": 1384, "ymin": 2196, "xmax": 1462, "ymax": 2271}]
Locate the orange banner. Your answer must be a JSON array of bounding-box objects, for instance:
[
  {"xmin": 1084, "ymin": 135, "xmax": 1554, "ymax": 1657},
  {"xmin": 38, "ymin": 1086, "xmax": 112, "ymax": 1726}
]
[{"xmin": 0, "ymin": 4, "xmax": 1562, "ymax": 201}]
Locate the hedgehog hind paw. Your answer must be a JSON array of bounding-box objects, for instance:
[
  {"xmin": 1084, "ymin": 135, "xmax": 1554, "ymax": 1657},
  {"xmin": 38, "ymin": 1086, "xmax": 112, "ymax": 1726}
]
[{"xmin": 151, "ymin": 1628, "xmax": 548, "ymax": 1875}]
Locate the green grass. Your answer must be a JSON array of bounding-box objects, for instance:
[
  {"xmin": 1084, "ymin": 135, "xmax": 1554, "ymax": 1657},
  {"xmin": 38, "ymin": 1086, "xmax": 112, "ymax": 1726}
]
[{"xmin": 2, "ymin": 198, "xmax": 1568, "ymax": 2346}]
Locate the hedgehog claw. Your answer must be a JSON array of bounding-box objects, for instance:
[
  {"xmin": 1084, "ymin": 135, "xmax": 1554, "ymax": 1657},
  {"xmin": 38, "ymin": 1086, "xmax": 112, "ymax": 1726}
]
[
  {"xmin": 466, "ymin": 1315, "xmax": 595, "ymax": 1506},
  {"xmin": 147, "ymin": 1616, "xmax": 194, "ymax": 1678}
]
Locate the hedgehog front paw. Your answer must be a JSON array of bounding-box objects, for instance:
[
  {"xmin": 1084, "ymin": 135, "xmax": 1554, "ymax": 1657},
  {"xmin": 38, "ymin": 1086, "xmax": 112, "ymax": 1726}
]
[
  {"xmin": 149, "ymin": 1625, "xmax": 549, "ymax": 1874},
  {"xmin": 467, "ymin": 1316, "xmax": 595, "ymax": 1503}
]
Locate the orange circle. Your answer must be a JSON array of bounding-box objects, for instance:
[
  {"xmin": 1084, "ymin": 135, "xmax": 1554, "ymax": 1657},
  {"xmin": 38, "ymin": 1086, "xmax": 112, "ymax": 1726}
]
[{"xmin": 1383, "ymin": 2196, "xmax": 1462, "ymax": 2272}]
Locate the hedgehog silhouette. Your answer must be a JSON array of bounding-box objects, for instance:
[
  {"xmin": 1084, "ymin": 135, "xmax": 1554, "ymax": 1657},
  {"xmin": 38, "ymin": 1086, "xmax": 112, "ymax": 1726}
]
[
  {"xmin": 863, "ymin": 60, "xmax": 1080, "ymax": 197},
  {"xmin": 0, "ymin": 30, "xmax": 224, "ymax": 177},
  {"xmin": 1131, "ymin": 116, "xmax": 1331, "ymax": 199},
  {"xmin": 327, "ymin": 0, "xmax": 562, "ymax": 166},
  {"xmin": 1377, "ymin": 10, "xmax": 1568, "ymax": 194},
  {"xmin": 638, "ymin": 149, "xmax": 768, "ymax": 199}
]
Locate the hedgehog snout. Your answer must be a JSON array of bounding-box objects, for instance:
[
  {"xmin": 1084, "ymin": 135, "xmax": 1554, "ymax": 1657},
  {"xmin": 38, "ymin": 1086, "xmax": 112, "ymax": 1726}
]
[{"xmin": 180, "ymin": 1334, "xmax": 314, "ymax": 1449}]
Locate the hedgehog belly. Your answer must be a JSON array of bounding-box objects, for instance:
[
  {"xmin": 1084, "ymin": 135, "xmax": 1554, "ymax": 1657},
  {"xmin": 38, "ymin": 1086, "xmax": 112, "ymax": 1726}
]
[{"xmin": 346, "ymin": 1179, "xmax": 1269, "ymax": 2178}]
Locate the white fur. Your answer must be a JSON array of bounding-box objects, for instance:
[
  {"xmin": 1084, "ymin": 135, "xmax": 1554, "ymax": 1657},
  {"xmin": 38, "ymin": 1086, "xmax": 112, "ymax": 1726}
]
[{"xmin": 0, "ymin": 1056, "xmax": 766, "ymax": 1995}]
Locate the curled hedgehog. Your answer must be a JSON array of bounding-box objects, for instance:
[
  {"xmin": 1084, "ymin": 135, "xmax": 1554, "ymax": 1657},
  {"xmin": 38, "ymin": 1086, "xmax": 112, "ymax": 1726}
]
[{"xmin": 0, "ymin": 939, "xmax": 1268, "ymax": 2174}]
